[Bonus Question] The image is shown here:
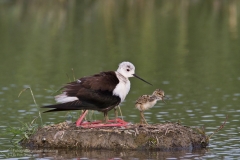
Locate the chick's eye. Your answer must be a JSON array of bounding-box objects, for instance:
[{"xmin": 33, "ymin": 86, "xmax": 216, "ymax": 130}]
[{"xmin": 127, "ymin": 69, "xmax": 130, "ymax": 72}]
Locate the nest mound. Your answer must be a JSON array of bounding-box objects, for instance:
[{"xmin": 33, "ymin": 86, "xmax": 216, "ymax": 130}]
[{"xmin": 21, "ymin": 122, "xmax": 208, "ymax": 150}]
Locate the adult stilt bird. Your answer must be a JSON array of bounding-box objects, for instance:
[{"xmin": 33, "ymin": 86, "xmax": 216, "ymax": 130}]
[{"xmin": 42, "ymin": 61, "xmax": 152, "ymax": 127}]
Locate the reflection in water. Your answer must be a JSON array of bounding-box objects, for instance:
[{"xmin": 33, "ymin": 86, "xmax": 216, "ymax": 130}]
[
  {"xmin": 23, "ymin": 148, "xmax": 207, "ymax": 160},
  {"xmin": 228, "ymin": 0, "xmax": 238, "ymax": 39},
  {"xmin": 1, "ymin": 0, "xmax": 240, "ymax": 159}
]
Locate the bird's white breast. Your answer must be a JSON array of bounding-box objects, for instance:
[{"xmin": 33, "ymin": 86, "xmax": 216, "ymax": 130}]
[{"xmin": 113, "ymin": 72, "xmax": 130, "ymax": 102}]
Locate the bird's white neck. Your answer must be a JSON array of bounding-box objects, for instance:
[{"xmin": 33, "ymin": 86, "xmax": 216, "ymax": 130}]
[{"xmin": 113, "ymin": 72, "xmax": 131, "ymax": 102}]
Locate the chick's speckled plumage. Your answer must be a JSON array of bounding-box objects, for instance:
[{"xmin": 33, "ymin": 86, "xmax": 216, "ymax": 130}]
[
  {"xmin": 135, "ymin": 95, "xmax": 158, "ymax": 111},
  {"xmin": 135, "ymin": 89, "xmax": 165, "ymax": 111},
  {"xmin": 135, "ymin": 89, "xmax": 165, "ymax": 124}
]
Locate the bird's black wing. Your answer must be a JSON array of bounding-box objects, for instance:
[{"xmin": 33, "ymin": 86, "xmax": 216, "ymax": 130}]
[{"xmin": 42, "ymin": 71, "xmax": 121, "ymax": 112}]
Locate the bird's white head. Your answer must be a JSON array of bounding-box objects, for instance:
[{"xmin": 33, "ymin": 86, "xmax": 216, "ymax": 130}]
[{"xmin": 117, "ymin": 61, "xmax": 135, "ymax": 78}]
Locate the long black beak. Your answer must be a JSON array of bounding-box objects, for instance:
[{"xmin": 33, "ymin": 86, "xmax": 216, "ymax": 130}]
[{"xmin": 133, "ymin": 74, "xmax": 152, "ymax": 86}]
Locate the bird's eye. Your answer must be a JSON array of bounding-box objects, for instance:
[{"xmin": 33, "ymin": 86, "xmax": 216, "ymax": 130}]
[{"xmin": 127, "ymin": 69, "xmax": 130, "ymax": 72}]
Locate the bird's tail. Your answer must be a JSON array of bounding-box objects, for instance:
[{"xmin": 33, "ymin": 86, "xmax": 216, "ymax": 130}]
[{"xmin": 42, "ymin": 101, "xmax": 83, "ymax": 113}]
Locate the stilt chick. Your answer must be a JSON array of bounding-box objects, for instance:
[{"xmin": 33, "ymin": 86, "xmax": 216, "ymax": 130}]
[{"xmin": 135, "ymin": 89, "xmax": 165, "ymax": 124}]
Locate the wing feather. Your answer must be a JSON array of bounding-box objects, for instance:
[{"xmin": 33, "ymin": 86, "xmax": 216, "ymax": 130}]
[{"xmin": 42, "ymin": 71, "xmax": 121, "ymax": 112}]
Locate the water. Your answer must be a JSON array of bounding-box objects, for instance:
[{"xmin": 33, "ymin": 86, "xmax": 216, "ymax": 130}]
[{"xmin": 0, "ymin": 0, "xmax": 240, "ymax": 159}]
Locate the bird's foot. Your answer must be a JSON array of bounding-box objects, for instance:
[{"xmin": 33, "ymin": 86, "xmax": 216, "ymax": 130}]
[
  {"xmin": 80, "ymin": 120, "xmax": 103, "ymax": 125},
  {"xmin": 77, "ymin": 118, "xmax": 129, "ymax": 128},
  {"xmin": 107, "ymin": 118, "xmax": 128, "ymax": 124}
]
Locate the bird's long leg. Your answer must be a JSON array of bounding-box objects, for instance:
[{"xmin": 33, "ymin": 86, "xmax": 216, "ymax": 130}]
[
  {"xmin": 83, "ymin": 110, "xmax": 88, "ymax": 121},
  {"xmin": 80, "ymin": 110, "xmax": 129, "ymax": 128},
  {"xmin": 114, "ymin": 107, "xmax": 118, "ymax": 122},
  {"xmin": 107, "ymin": 106, "xmax": 128, "ymax": 125},
  {"xmin": 76, "ymin": 110, "xmax": 88, "ymax": 126},
  {"xmin": 117, "ymin": 105, "xmax": 124, "ymax": 120},
  {"xmin": 104, "ymin": 111, "xmax": 109, "ymax": 123},
  {"xmin": 140, "ymin": 111, "xmax": 148, "ymax": 125},
  {"xmin": 140, "ymin": 111, "xmax": 143, "ymax": 124}
]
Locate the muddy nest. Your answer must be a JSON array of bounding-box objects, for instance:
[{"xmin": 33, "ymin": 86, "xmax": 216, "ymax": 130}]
[{"xmin": 21, "ymin": 122, "xmax": 208, "ymax": 150}]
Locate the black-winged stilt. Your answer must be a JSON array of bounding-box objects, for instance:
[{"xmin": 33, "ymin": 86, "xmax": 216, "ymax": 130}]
[{"xmin": 42, "ymin": 61, "xmax": 152, "ymax": 127}]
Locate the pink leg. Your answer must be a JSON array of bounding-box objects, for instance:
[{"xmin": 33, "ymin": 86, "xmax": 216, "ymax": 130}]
[
  {"xmin": 80, "ymin": 118, "xmax": 129, "ymax": 128},
  {"xmin": 76, "ymin": 110, "xmax": 129, "ymax": 128},
  {"xmin": 107, "ymin": 118, "xmax": 128, "ymax": 124},
  {"xmin": 76, "ymin": 110, "xmax": 103, "ymax": 127},
  {"xmin": 76, "ymin": 110, "xmax": 88, "ymax": 127}
]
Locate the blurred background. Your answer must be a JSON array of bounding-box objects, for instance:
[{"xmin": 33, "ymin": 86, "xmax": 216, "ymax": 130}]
[{"xmin": 0, "ymin": 0, "xmax": 240, "ymax": 159}]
